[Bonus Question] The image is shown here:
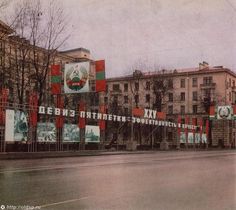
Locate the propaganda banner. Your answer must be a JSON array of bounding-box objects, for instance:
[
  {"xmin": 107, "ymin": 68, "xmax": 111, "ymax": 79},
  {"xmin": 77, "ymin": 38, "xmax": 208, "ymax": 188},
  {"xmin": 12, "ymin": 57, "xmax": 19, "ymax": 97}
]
[
  {"xmin": 5, "ymin": 110, "xmax": 28, "ymax": 142},
  {"xmin": 37, "ymin": 123, "xmax": 56, "ymax": 142},
  {"xmin": 85, "ymin": 125, "xmax": 100, "ymax": 143},
  {"xmin": 64, "ymin": 62, "xmax": 90, "ymax": 93},
  {"xmin": 5, "ymin": 110, "xmax": 15, "ymax": 142},
  {"xmin": 62, "ymin": 124, "xmax": 80, "ymax": 142}
]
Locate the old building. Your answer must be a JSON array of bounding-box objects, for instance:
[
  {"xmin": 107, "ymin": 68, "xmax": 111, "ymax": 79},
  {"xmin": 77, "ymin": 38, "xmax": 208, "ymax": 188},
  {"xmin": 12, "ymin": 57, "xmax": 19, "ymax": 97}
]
[{"xmin": 102, "ymin": 63, "xmax": 236, "ymax": 148}]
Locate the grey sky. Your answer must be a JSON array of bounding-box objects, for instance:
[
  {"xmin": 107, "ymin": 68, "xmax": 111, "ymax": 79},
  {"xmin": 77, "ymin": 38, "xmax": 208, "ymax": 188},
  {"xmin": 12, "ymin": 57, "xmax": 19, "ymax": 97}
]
[
  {"xmin": 2, "ymin": 0, "xmax": 236, "ymax": 77},
  {"xmin": 60, "ymin": 0, "xmax": 236, "ymax": 77}
]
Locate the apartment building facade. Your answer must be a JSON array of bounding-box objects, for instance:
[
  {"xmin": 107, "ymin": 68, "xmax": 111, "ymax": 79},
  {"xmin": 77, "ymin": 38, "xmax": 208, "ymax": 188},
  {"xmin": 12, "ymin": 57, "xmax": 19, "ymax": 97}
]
[{"xmin": 102, "ymin": 64, "xmax": 236, "ymax": 148}]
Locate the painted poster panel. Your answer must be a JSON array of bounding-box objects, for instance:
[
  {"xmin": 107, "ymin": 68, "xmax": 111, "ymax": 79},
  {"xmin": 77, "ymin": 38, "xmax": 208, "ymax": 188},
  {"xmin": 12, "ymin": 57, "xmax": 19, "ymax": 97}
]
[
  {"xmin": 194, "ymin": 133, "xmax": 207, "ymax": 143},
  {"xmin": 85, "ymin": 125, "xmax": 100, "ymax": 143},
  {"xmin": 37, "ymin": 123, "xmax": 56, "ymax": 142},
  {"xmin": 180, "ymin": 132, "xmax": 186, "ymax": 143},
  {"xmin": 64, "ymin": 62, "xmax": 89, "ymax": 93},
  {"xmin": 63, "ymin": 124, "xmax": 80, "ymax": 142},
  {"xmin": 5, "ymin": 110, "xmax": 28, "ymax": 142},
  {"xmin": 5, "ymin": 110, "xmax": 15, "ymax": 142},
  {"xmin": 188, "ymin": 132, "xmax": 194, "ymax": 144},
  {"xmin": 180, "ymin": 132, "xmax": 195, "ymax": 144},
  {"xmin": 195, "ymin": 133, "xmax": 201, "ymax": 143},
  {"xmin": 14, "ymin": 110, "xmax": 28, "ymax": 141},
  {"xmin": 202, "ymin": 134, "xmax": 207, "ymax": 143}
]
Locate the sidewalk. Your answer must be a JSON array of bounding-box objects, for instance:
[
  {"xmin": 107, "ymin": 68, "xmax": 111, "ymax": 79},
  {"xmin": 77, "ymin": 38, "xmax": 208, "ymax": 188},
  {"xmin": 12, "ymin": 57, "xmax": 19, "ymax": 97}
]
[
  {"xmin": 0, "ymin": 148, "xmax": 234, "ymax": 160},
  {"xmin": 0, "ymin": 150, "xmax": 155, "ymax": 160}
]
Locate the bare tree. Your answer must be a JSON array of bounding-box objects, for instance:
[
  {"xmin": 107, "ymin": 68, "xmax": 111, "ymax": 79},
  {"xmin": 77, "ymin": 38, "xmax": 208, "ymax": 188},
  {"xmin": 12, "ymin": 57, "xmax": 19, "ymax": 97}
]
[
  {"xmin": 0, "ymin": 0, "xmax": 8, "ymax": 11},
  {"xmin": 10, "ymin": 0, "xmax": 70, "ymax": 105}
]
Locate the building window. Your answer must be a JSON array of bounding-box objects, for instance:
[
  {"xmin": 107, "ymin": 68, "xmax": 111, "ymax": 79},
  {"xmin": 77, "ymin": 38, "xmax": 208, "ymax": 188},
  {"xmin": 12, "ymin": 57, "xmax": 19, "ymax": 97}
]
[
  {"xmin": 181, "ymin": 105, "xmax": 185, "ymax": 114},
  {"xmin": 124, "ymin": 96, "xmax": 128, "ymax": 104},
  {"xmin": 192, "ymin": 78, "xmax": 198, "ymax": 87},
  {"xmin": 168, "ymin": 105, "xmax": 173, "ymax": 114},
  {"xmin": 168, "ymin": 93, "xmax": 173, "ymax": 102},
  {"xmin": 146, "ymin": 94, "xmax": 150, "ymax": 103},
  {"xmin": 203, "ymin": 76, "xmax": 212, "ymax": 85},
  {"xmin": 233, "ymin": 80, "xmax": 235, "ymax": 87},
  {"xmin": 203, "ymin": 89, "xmax": 211, "ymax": 97},
  {"xmin": 168, "ymin": 79, "xmax": 173, "ymax": 88},
  {"xmin": 135, "ymin": 82, "xmax": 139, "ymax": 91},
  {"xmin": 229, "ymin": 92, "xmax": 232, "ymax": 101},
  {"xmin": 180, "ymin": 92, "xmax": 185, "ymax": 101},
  {"xmin": 146, "ymin": 81, "xmax": 150, "ymax": 90},
  {"xmin": 124, "ymin": 83, "xmax": 128, "ymax": 92},
  {"xmin": 192, "ymin": 91, "xmax": 198, "ymax": 101},
  {"xmin": 113, "ymin": 84, "xmax": 120, "ymax": 91},
  {"xmin": 193, "ymin": 105, "xmax": 198, "ymax": 114},
  {"xmin": 180, "ymin": 79, "xmax": 185, "ymax": 88},
  {"xmin": 134, "ymin": 95, "xmax": 139, "ymax": 104}
]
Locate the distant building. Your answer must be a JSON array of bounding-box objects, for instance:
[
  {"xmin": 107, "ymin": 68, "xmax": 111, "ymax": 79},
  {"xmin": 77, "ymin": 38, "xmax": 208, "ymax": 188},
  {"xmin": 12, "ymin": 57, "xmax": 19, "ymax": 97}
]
[{"xmin": 102, "ymin": 63, "xmax": 236, "ymax": 148}]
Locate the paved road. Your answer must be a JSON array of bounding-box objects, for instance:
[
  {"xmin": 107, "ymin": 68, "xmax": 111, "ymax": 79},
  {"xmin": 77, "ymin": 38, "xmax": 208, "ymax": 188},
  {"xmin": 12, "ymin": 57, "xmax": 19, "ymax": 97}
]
[{"xmin": 0, "ymin": 150, "xmax": 235, "ymax": 210}]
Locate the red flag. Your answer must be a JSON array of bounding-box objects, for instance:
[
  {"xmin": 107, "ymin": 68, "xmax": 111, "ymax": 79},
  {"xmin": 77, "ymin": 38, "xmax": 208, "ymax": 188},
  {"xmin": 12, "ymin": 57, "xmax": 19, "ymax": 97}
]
[
  {"xmin": 157, "ymin": 112, "xmax": 166, "ymax": 120},
  {"xmin": 0, "ymin": 88, "xmax": 9, "ymax": 125},
  {"xmin": 78, "ymin": 101, "xmax": 86, "ymax": 129},
  {"xmin": 206, "ymin": 119, "xmax": 209, "ymax": 137},
  {"xmin": 132, "ymin": 108, "xmax": 144, "ymax": 117},
  {"xmin": 56, "ymin": 95, "xmax": 64, "ymax": 128},
  {"xmin": 51, "ymin": 83, "xmax": 61, "ymax": 95},
  {"xmin": 199, "ymin": 118, "xmax": 203, "ymax": 141},
  {"xmin": 99, "ymin": 105, "xmax": 106, "ymax": 130},
  {"xmin": 177, "ymin": 115, "xmax": 181, "ymax": 136},
  {"xmin": 185, "ymin": 116, "xmax": 189, "ymax": 143},
  {"xmin": 95, "ymin": 60, "xmax": 106, "ymax": 92},
  {"xmin": 96, "ymin": 80, "xmax": 106, "ymax": 92},
  {"xmin": 29, "ymin": 92, "xmax": 38, "ymax": 127},
  {"xmin": 51, "ymin": 64, "xmax": 61, "ymax": 75},
  {"xmin": 51, "ymin": 65, "xmax": 61, "ymax": 94},
  {"xmin": 192, "ymin": 118, "xmax": 196, "ymax": 134},
  {"xmin": 95, "ymin": 60, "xmax": 105, "ymax": 72}
]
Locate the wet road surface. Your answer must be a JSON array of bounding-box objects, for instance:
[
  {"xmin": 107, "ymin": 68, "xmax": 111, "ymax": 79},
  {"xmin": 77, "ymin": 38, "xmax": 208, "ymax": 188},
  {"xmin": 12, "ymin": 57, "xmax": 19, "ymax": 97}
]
[{"xmin": 0, "ymin": 150, "xmax": 236, "ymax": 210}]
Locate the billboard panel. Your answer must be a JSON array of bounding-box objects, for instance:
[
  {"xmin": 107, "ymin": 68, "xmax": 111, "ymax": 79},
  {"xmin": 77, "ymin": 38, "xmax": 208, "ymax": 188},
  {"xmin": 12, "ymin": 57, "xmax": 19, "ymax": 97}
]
[
  {"xmin": 202, "ymin": 134, "xmax": 207, "ymax": 143},
  {"xmin": 37, "ymin": 123, "xmax": 56, "ymax": 142},
  {"xmin": 188, "ymin": 132, "xmax": 194, "ymax": 144},
  {"xmin": 64, "ymin": 62, "xmax": 89, "ymax": 93},
  {"xmin": 85, "ymin": 125, "xmax": 100, "ymax": 143},
  {"xmin": 14, "ymin": 110, "xmax": 28, "ymax": 141},
  {"xmin": 195, "ymin": 133, "xmax": 201, "ymax": 143},
  {"xmin": 180, "ymin": 132, "xmax": 186, "ymax": 143},
  {"xmin": 63, "ymin": 124, "xmax": 80, "ymax": 142},
  {"xmin": 5, "ymin": 110, "xmax": 28, "ymax": 142},
  {"xmin": 5, "ymin": 110, "xmax": 15, "ymax": 142}
]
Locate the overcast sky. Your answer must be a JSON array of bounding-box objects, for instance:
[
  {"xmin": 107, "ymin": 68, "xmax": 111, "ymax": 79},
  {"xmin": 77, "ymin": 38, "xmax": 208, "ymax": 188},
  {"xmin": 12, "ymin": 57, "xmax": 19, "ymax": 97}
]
[{"xmin": 3, "ymin": 0, "xmax": 236, "ymax": 77}]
